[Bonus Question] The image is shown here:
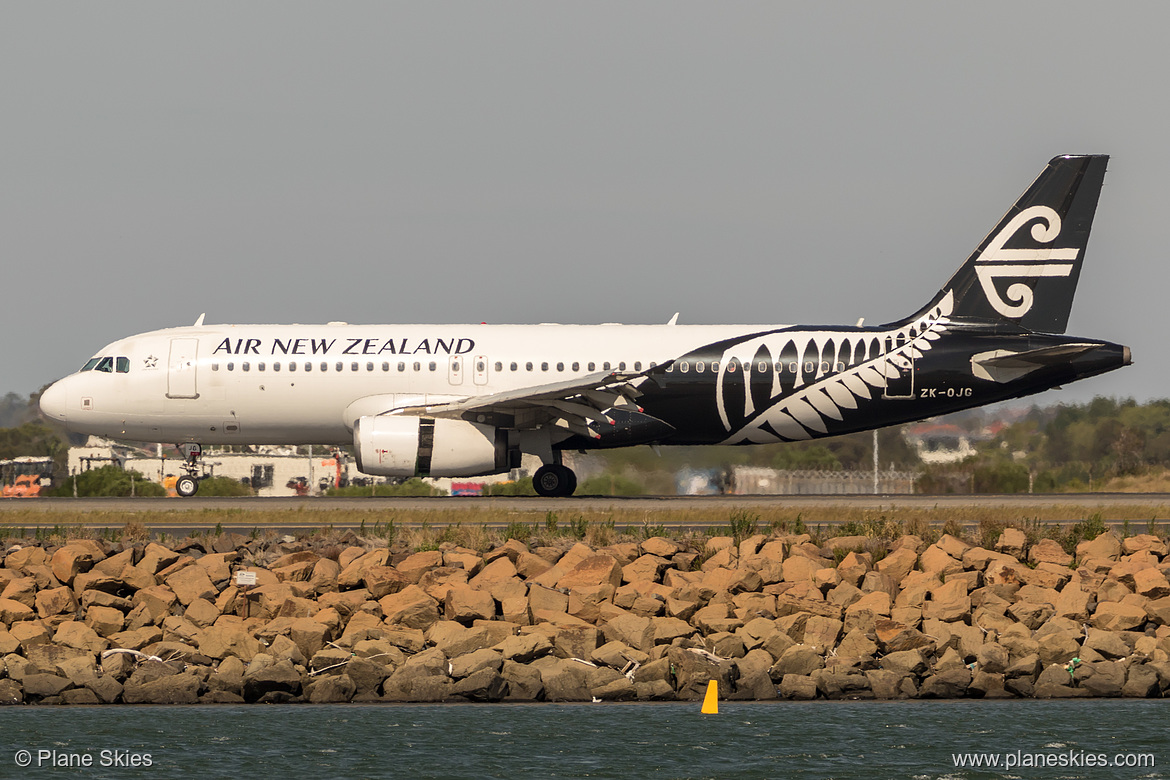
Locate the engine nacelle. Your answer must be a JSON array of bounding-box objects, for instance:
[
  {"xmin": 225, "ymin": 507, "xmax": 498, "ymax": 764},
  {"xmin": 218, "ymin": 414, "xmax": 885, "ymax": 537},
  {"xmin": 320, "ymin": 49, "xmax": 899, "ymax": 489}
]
[{"xmin": 353, "ymin": 415, "xmax": 510, "ymax": 477}]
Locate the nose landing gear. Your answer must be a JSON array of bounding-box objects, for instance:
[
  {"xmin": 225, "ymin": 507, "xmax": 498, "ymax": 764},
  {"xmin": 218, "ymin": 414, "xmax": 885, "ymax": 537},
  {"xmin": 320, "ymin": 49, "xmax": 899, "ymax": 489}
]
[{"xmin": 175, "ymin": 443, "xmax": 204, "ymax": 497}]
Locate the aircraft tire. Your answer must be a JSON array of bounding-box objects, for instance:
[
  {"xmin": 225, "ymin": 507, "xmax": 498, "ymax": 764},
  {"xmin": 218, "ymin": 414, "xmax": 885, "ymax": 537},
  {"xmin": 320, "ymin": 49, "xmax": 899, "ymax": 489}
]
[
  {"xmin": 534, "ymin": 464, "xmax": 576, "ymax": 497},
  {"xmin": 176, "ymin": 475, "xmax": 199, "ymax": 497}
]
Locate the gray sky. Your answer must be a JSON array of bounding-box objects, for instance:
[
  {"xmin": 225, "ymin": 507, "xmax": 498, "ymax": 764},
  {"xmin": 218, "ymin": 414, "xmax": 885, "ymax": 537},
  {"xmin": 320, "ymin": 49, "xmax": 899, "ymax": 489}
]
[{"xmin": 1, "ymin": 2, "xmax": 1162, "ymax": 405}]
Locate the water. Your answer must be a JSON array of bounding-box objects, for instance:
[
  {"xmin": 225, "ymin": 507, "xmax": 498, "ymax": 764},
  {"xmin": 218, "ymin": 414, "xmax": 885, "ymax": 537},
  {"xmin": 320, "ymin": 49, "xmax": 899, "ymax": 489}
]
[{"xmin": 1, "ymin": 700, "xmax": 1166, "ymax": 779}]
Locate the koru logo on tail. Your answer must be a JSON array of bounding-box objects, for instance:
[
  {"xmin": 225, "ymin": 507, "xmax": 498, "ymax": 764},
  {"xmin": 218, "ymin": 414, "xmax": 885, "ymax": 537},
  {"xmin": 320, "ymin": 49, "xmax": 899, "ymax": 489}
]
[{"xmin": 974, "ymin": 205, "xmax": 1077, "ymax": 317}]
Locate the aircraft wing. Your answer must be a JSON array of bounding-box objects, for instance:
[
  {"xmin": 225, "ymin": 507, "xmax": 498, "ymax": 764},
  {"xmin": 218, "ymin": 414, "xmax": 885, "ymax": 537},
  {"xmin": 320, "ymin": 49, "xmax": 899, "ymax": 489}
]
[{"xmin": 386, "ymin": 369, "xmax": 653, "ymax": 439}]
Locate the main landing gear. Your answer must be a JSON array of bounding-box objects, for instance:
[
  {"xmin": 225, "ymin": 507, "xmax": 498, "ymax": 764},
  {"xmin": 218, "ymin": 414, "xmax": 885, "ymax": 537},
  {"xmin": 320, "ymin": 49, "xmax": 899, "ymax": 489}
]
[
  {"xmin": 175, "ymin": 444, "xmax": 203, "ymax": 497},
  {"xmin": 533, "ymin": 464, "xmax": 577, "ymax": 497}
]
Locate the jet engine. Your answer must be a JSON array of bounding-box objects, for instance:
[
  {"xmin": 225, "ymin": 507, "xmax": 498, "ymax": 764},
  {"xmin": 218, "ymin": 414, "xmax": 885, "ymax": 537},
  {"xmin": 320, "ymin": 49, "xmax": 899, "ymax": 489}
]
[{"xmin": 353, "ymin": 416, "xmax": 512, "ymax": 477}]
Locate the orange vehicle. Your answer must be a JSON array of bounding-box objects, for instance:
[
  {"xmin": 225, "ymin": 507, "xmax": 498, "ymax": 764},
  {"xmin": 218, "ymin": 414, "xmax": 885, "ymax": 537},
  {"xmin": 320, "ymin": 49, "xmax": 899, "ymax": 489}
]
[
  {"xmin": 2, "ymin": 474, "xmax": 43, "ymax": 497},
  {"xmin": 1, "ymin": 458, "xmax": 53, "ymax": 498}
]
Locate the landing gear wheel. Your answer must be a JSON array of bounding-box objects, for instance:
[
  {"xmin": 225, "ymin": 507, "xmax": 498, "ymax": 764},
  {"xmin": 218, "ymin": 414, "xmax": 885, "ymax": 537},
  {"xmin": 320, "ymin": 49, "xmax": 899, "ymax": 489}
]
[
  {"xmin": 175, "ymin": 475, "xmax": 199, "ymax": 497},
  {"xmin": 533, "ymin": 464, "xmax": 577, "ymax": 497}
]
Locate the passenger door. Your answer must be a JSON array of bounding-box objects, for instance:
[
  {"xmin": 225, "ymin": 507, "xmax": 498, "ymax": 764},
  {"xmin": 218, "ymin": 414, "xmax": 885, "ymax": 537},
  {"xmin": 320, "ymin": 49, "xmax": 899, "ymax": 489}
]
[{"xmin": 167, "ymin": 338, "xmax": 200, "ymax": 399}]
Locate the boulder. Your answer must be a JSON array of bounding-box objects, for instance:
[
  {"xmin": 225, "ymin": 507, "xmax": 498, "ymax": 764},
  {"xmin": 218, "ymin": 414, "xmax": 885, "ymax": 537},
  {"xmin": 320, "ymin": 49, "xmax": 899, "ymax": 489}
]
[
  {"xmin": 379, "ymin": 585, "xmax": 440, "ymax": 630},
  {"xmin": 771, "ymin": 644, "xmax": 824, "ymax": 678},
  {"xmin": 35, "ymin": 586, "xmax": 77, "ymax": 618},
  {"xmin": 123, "ymin": 673, "xmax": 202, "ymax": 704},
  {"xmin": 84, "ymin": 608, "xmax": 126, "ymax": 636},
  {"xmin": 242, "ymin": 659, "xmax": 302, "ymax": 702},
  {"xmin": 875, "ymin": 547, "xmax": 918, "ymax": 582},
  {"xmin": 308, "ymin": 674, "xmax": 357, "ymax": 703},
  {"xmin": 1093, "ymin": 601, "xmax": 1148, "ymax": 632},
  {"xmin": 779, "ymin": 673, "xmax": 818, "ymax": 700},
  {"xmin": 918, "ymin": 667, "xmax": 972, "ymax": 698},
  {"xmin": 994, "ymin": 528, "xmax": 1027, "ymax": 559},
  {"xmin": 556, "ymin": 556, "xmax": 623, "ymax": 591},
  {"xmin": 922, "ymin": 580, "xmax": 970, "ymax": 623},
  {"xmin": 1077, "ymin": 532, "xmax": 1121, "ymax": 562},
  {"xmin": 493, "ymin": 632, "xmax": 552, "ymax": 663},
  {"xmin": 22, "ymin": 672, "xmax": 73, "ymax": 698},
  {"xmin": 451, "ymin": 667, "xmax": 507, "ymax": 701},
  {"xmin": 1123, "ymin": 663, "xmax": 1160, "ymax": 698},
  {"xmin": 444, "ymin": 585, "xmax": 496, "ymax": 624}
]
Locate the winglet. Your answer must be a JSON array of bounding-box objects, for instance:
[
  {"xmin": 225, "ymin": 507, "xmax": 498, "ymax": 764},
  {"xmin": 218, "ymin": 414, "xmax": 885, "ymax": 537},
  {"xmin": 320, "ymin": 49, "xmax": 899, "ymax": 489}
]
[
  {"xmin": 193, "ymin": 313, "xmax": 206, "ymax": 327},
  {"xmin": 666, "ymin": 313, "xmax": 679, "ymax": 326}
]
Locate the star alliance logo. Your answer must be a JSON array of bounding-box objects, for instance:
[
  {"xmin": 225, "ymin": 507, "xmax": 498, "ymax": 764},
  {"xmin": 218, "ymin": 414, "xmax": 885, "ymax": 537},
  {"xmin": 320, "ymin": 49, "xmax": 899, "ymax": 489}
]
[{"xmin": 143, "ymin": 355, "xmax": 159, "ymax": 369}]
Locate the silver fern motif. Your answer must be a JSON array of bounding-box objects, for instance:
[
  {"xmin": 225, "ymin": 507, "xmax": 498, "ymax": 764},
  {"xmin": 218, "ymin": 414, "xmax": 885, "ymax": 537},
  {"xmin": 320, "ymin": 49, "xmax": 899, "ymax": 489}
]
[{"xmin": 716, "ymin": 291, "xmax": 954, "ymax": 444}]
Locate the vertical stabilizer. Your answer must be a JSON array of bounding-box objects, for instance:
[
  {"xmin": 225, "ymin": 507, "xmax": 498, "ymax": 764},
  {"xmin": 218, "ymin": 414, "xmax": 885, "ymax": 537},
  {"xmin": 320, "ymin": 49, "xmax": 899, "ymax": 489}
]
[{"xmin": 905, "ymin": 155, "xmax": 1108, "ymax": 334}]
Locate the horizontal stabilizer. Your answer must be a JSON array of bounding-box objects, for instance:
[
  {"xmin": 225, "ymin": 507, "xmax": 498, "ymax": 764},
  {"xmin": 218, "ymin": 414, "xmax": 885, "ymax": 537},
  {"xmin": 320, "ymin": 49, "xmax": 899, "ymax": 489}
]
[{"xmin": 971, "ymin": 343, "xmax": 1101, "ymax": 383}]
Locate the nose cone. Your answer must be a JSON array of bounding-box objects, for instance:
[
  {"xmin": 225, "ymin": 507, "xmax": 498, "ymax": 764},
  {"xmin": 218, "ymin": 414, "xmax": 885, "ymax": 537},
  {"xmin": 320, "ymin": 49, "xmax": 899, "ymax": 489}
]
[{"xmin": 39, "ymin": 380, "xmax": 68, "ymax": 424}]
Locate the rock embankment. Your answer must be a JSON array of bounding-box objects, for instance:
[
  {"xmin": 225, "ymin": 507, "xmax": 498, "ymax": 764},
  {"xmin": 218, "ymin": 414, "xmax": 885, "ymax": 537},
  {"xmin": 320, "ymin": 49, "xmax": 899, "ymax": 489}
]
[{"xmin": 2, "ymin": 526, "xmax": 1170, "ymax": 704}]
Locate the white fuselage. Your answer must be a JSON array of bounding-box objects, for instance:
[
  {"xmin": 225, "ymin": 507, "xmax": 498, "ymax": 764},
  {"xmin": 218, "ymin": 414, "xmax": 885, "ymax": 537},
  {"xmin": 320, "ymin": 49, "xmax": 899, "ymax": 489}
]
[{"xmin": 39, "ymin": 322, "xmax": 785, "ymax": 445}]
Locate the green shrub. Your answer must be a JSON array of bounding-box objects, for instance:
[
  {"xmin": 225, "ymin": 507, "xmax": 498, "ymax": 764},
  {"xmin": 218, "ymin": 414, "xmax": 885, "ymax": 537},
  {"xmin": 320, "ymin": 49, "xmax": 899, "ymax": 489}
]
[
  {"xmin": 578, "ymin": 473, "xmax": 644, "ymax": 496},
  {"xmin": 484, "ymin": 478, "xmax": 536, "ymax": 496},
  {"xmin": 327, "ymin": 478, "xmax": 447, "ymax": 497},
  {"xmin": 195, "ymin": 476, "xmax": 255, "ymax": 497},
  {"xmin": 50, "ymin": 466, "xmax": 167, "ymax": 498}
]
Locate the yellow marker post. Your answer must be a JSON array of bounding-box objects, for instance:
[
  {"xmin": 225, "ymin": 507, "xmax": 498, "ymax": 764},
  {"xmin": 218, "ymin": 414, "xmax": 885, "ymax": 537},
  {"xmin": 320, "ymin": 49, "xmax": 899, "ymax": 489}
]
[{"xmin": 701, "ymin": 679, "xmax": 718, "ymax": 714}]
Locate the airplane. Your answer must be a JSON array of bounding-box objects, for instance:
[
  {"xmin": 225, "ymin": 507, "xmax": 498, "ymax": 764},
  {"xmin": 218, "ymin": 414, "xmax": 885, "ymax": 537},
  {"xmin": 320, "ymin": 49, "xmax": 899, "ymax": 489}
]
[{"xmin": 39, "ymin": 155, "xmax": 1130, "ymax": 498}]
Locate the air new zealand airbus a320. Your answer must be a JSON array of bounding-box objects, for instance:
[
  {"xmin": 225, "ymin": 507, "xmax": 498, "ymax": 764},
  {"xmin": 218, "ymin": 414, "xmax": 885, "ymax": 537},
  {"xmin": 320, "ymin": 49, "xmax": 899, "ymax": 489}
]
[{"xmin": 40, "ymin": 155, "xmax": 1130, "ymax": 496}]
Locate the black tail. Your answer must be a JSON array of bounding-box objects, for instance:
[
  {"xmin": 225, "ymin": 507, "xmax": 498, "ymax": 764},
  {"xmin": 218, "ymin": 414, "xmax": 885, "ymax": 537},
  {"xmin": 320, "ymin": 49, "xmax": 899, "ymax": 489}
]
[{"xmin": 901, "ymin": 154, "xmax": 1108, "ymax": 334}]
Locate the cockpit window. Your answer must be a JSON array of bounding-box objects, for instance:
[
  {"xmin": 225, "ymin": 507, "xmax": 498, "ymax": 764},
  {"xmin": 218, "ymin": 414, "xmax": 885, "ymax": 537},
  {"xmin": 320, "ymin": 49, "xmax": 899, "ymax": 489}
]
[{"xmin": 81, "ymin": 356, "xmax": 130, "ymax": 373}]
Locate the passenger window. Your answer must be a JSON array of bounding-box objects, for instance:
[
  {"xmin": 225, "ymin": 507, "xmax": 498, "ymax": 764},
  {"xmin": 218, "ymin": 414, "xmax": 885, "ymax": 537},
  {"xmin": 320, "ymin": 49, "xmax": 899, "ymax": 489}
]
[
  {"xmin": 258, "ymin": 363, "xmax": 265, "ymax": 372},
  {"xmin": 588, "ymin": 362, "xmax": 595, "ymax": 371},
  {"xmin": 572, "ymin": 362, "xmax": 579, "ymax": 372},
  {"xmin": 603, "ymin": 362, "xmax": 611, "ymax": 371},
  {"xmin": 665, "ymin": 362, "xmax": 674, "ymax": 372},
  {"xmin": 679, "ymin": 362, "xmax": 689, "ymax": 373},
  {"xmin": 382, "ymin": 362, "xmax": 390, "ymax": 371},
  {"xmin": 452, "ymin": 361, "xmax": 460, "ymax": 372},
  {"xmin": 429, "ymin": 362, "xmax": 436, "ymax": 371},
  {"xmin": 116, "ymin": 357, "xmax": 130, "ymax": 373},
  {"xmin": 398, "ymin": 362, "xmax": 405, "ymax": 372},
  {"xmin": 650, "ymin": 361, "xmax": 656, "ymax": 368},
  {"xmin": 413, "ymin": 362, "xmax": 421, "ymax": 372},
  {"xmin": 336, "ymin": 362, "xmax": 344, "ymax": 372},
  {"xmin": 289, "ymin": 362, "xmax": 296, "ymax": 372},
  {"xmin": 634, "ymin": 361, "xmax": 642, "ymax": 371},
  {"xmin": 305, "ymin": 363, "xmax": 312, "ymax": 372},
  {"xmin": 212, "ymin": 363, "xmax": 219, "ymax": 372},
  {"xmin": 494, "ymin": 362, "xmax": 502, "ymax": 372},
  {"xmin": 619, "ymin": 361, "xmax": 626, "ymax": 371},
  {"xmin": 367, "ymin": 362, "xmax": 374, "ymax": 371},
  {"xmin": 242, "ymin": 362, "xmax": 250, "ymax": 372},
  {"xmin": 348, "ymin": 362, "xmax": 356, "ymax": 371},
  {"xmin": 526, "ymin": 362, "xmax": 533, "ymax": 371},
  {"xmin": 227, "ymin": 362, "xmax": 235, "ymax": 371},
  {"xmin": 695, "ymin": 362, "xmax": 704, "ymax": 373},
  {"xmin": 321, "ymin": 362, "xmax": 328, "ymax": 372},
  {"xmin": 510, "ymin": 362, "xmax": 518, "ymax": 371},
  {"xmin": 81, "ymin": 358, "xmax": 101, "ymax": 372},
  {"xmin": 273, "ymin": 363, "xmax": 281, "ymax": 372},
  {"xmin": 477, "ymin": 360, "xmax": 486, "ymax": 372}
]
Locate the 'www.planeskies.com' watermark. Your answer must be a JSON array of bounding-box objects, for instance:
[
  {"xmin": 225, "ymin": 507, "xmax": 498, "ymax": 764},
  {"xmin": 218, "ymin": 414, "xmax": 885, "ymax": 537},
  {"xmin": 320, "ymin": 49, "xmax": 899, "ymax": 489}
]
[
  {"xmin": 14, "ymin": 749, "xmax": 153, "ymax": 769},
  {"xmin": 953, "ymin": 750, "xmax": 1154, "ymax": 770}
]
